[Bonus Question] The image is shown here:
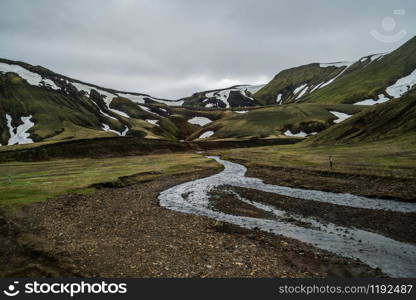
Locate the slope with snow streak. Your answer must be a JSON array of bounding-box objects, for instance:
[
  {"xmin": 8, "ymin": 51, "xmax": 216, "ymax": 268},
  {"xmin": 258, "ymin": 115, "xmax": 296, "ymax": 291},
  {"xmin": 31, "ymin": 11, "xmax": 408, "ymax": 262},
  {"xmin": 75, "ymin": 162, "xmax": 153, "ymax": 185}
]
[
  {"xmin": 159, "ymin": 156, "xmax": 416, "ymax": 277},
  {"xmin": 203, "ymin": 85, "xmax": 261, "ymax": 108},
  {"xmin": 71, "ymin": 82, "xmax": 130, "ymax": 118},
  {"xmin": 318, "ymin": 62, "xmax": 353, "ymax": 89},
  {"xmin": 352, "ymin": 69, "xmax": 416, "ymax": 105},
  {"xmin": 354, "ymin": 94, "xmax": 390, "ymax": 106},
  {"xmin": 0, "ymin": 62, "xmax": 60, "ymax": 90}
]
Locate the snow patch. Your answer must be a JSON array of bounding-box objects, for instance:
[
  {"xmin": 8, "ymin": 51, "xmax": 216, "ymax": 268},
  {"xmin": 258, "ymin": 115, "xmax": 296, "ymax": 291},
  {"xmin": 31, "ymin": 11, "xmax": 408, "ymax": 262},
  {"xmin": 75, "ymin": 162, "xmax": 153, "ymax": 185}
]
[
  {"xmin": 198, "ymin": 131, "xmax": 214, "ymax": 139},
  {"xmin": 284, "ymin": 130, "xmax": 307, "ymax": 138},
  {"xmin": 385, "ymin": 69, "xmax": 416, "ymax": 98},
  {"xmin": 239, "ymin": 84, "xmax": 265, "ymax": 94},
  {"xmin": 310, "ymin": 82, "xmax": 324, "ymax": 92},
  {"xmin": 295, "ymin": 85, "xmax": 309, "ymax": 100},
  {"xmin": 154, "ymin": 98, "xmax": 184, "ymax": 106},
  {"xmin": 235, "ymin": 110, "xmax": 248, "ymax": 114},
  {"xmin": 319, "ymin": 62, "xmax": 353, "ymax": 89},
  {"xmin": 320, "ymin": 61, "xmax": 352, "ymax": 68},
  {"xmin": 41, "ymin": 78, "xmax": 60, "ymax": 90},
  {"xmin": 293, "ymin": 83, "xmax": 308, "ymax": 95},
  {"xmin": 5, "ymin": 114, "xmax": 34, "ymax": 145},
  {"xmin": 118, "ymin": 93, "xmax": 147, "ymax": 104},
  {"xmin": 329, "ymin": 111, "xmax": 352, "ymax": 123},
  {"xmin": 354, "ymin": 94, "xmax": 390, "ymax": 105},
  {"xmin": 276, "ymin": 93, "xmax": 283, "ymax": 104},
  {"xmin": 187, "ymin": 117, "xmax": 212, "ymax": 126},
  {"xmin": 109, "ymin": 108, "xmax": 130, "ymax": 118},
  {"xmin": 145, "ymin": 119, "xmax": 159, "ymax": 126},
  {"xmin": 139, "ymin": 105, "xmax": 160, "ymax": 116},
  {"xmin": 370, "ymin": 54, "xmax": 384, "ymax": 62}
]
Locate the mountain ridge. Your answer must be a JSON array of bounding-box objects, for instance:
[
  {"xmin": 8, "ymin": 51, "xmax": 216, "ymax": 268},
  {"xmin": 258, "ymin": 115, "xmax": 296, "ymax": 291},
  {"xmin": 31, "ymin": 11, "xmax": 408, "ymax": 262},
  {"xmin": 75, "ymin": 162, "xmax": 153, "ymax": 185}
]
[{"xmin": 1, "ymin": 36, "xmax": 415, "ymax": 147}]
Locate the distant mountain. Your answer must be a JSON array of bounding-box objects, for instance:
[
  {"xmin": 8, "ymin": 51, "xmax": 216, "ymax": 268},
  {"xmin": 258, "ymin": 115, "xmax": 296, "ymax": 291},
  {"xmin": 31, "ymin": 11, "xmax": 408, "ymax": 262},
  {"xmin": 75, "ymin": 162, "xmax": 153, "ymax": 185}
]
[
  {"xmin": 180, "ymin": 85, "xmax": 265, "ymax": 108},
  {"xmin": 254, "ymin": 36, "xmax": 416, "ymax": 106}
]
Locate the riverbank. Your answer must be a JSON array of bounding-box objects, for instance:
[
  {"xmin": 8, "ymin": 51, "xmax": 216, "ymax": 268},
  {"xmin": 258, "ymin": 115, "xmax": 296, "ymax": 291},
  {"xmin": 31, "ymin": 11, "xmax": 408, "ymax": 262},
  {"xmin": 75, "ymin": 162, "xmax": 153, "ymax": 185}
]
[{"xmin": 0, "ymin": 170, "xmax": 383, "ymax": 278}]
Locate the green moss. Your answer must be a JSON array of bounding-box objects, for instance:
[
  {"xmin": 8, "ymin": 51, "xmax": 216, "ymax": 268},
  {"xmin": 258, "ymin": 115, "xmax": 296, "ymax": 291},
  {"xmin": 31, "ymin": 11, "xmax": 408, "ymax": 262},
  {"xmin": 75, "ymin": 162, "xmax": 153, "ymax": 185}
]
[{"xmin": 0, "ymin": 153, "xmax": 218, "ymax": 207}]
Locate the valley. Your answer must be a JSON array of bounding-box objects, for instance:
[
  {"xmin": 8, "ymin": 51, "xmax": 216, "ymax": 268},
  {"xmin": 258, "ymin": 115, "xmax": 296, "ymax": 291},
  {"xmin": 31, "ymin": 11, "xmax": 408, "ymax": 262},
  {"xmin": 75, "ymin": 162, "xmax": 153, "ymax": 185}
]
[{"xmin": 1, "ymin": 36, "xmax": 416, "ymax": 278}]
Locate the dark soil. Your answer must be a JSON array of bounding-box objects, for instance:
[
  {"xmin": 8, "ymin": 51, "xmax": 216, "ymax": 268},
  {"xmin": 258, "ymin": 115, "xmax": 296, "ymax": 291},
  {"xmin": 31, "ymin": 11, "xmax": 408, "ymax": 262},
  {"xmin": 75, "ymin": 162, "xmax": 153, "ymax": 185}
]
[
  {"xmin": 0, "ymin": 170, "xmax": 383, "ymax": 278},
  {"xmin": 221, "ymin": 186, "xmax": 416, "ymax": 244},
  {"xmin": 0, "ymin": 137, "xmax": 300, "ymax": 163},
  {"xmin": 208, "ymin": 190, "xmax": 273, "ymax": 219},
  {"xmin": 245, "ymin": 164, "xmax": 416, "ymax": 202},
  {"xmin": 0, "ymin": 137, "xmax": 192, "ymax": 162}
]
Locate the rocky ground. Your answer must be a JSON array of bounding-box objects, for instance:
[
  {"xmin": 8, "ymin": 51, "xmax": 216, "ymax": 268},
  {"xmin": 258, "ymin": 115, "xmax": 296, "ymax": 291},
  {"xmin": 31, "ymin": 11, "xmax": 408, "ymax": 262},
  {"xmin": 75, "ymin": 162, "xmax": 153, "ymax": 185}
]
[
  {"xmin": 0, "ymin": 168, "xmax": 385, "ymax": 278},
  {"xmin": 244, "ymin": 164, "xmax": 416, "ymax": 202},
  {"xmin": 209, "ymin": 185, "xmax": 416, "ymax": 244}
]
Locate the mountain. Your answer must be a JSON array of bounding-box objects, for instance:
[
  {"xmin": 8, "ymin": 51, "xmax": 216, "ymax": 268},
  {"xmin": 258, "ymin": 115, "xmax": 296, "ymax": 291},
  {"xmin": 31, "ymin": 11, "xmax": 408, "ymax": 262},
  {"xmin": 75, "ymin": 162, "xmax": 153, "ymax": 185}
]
[
  {"xmin": 1, "ymin": 36, "xmax": 415, "ymax": 148},
  {"xmin": 0, "ymin": 58, "xmax": 204, "ymax": 146},
  {"xmin": 253, "ymin": 36, "xmax": 416, "ymax": 106},
  {"xmin": 0, "ymin": 58, "xmax": 364, "ymax": 146},
  {"xmin": 254, "ymin": 61, "xmax": 352, "ymax": 105},
  {"xmin": 180, "ymin": 85, "xmax": 265, "ymax": 108}
]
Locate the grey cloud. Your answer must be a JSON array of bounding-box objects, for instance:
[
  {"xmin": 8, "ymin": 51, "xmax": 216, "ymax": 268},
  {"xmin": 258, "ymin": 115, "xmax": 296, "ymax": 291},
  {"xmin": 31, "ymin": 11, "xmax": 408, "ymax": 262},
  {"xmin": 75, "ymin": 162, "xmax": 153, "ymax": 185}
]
[{"xmin": 0, "ymin": 0, "xmax": 415, "ymax": 99}]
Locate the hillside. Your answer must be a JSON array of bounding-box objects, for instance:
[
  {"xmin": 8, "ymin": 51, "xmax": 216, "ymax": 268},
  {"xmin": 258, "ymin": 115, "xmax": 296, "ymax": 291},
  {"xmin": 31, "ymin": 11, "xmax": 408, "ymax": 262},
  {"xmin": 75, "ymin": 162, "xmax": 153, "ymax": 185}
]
[
  {"xmin": 254, "ymin": 36, "xmax": 416, "ymax": 106},
  {"xmin": 0, "ymin": 58, "xmax": 224, "ymax": 145},
  {"xmin": 1, "ymin": 36, "xmax": 415, "ymax": 148},
  {"xmin": 308, "ymin": 89, "xmax": 416, "ymax": 145},
  {"xmin": 0, "ymin": 58, "xmax": 364, "ymax": 147},
  {"xmin": 187, "ymin": 103, "xmax": 365, "ymax": 140},
  {"xmin": 253, "ymin": 62, "xmax": 350, "ymax": 105}
]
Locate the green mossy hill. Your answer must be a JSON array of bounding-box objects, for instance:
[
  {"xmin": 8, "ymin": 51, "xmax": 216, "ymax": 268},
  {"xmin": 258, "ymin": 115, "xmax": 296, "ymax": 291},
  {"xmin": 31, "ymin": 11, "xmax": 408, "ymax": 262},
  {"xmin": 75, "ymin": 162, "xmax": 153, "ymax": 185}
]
[
  {"xmin": 308, "ymin": 90, "xmax": 416, "ymax": 145},
  {"xmin": 302, "ymin": 36, "xmax": 416, "ymax": 104},
  {"xmin": 187, "ymin": 103, "xmax": 364, "ymax": 140},
  {"xmin": 254, "ymin": 36, "xmax": 416, "ymax": 105},
  {"xmin": 254, "ymin": 63, "xmax": 346, "ymax": 105}
]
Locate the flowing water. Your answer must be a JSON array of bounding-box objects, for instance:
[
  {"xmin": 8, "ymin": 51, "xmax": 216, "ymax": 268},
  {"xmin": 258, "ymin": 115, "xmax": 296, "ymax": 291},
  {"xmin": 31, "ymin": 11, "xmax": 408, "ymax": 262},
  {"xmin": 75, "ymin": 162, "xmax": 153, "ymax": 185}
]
[{"xmin": 158, "ymin": 156, "xmax": 416, "ymax": 277}]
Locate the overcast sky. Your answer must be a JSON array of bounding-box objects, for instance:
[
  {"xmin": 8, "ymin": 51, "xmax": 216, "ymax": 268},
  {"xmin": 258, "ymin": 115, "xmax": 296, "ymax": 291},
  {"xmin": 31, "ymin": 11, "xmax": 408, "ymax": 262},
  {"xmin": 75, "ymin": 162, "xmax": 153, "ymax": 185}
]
[{"xmin": 0, "ymin": 0, "xmax": 415, "ymax": 99}]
